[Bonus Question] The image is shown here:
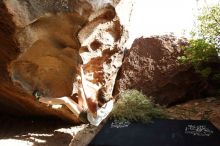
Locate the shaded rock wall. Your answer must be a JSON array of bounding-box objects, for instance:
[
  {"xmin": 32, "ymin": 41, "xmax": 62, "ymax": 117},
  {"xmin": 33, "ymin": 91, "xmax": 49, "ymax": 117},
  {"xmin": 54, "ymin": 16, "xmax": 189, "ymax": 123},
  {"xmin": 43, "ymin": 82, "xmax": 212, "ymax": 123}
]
[
  {"xmin": 0, "ymin": 0, "xmax": 93, "ymax": 122},
  {"xmin": 10, "ymin": 12, "xmax": 86, "ymax": 98},
  {"xmin": 115, "ymin": 36, "xmax": 208, "ymax": 106},
  {"xmin": 0, "ymin": 1, "xmax": 22, "ymax": 115},
  {"xmin": 0, "ymin": 0, "xmax": 128, "ymax": 122},
  {"xmin": 4, "ymin": 0, "xmax": 92, "ymax": 28}
]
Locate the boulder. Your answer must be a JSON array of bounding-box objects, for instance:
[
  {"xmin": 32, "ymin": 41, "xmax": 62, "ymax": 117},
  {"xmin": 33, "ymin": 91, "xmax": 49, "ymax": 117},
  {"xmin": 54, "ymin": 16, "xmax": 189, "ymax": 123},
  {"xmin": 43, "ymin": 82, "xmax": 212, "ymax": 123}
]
[
  {"xmin": 0, "ymin": 0, "xmax": 128, "ymax": 122},
  {"xmin": 0, "ymin": 0, "xmax": 94, "ymax": 122},
  {"xmin": 76, "ymin": 5, "xmax": 127, "ymax": 105},
  {"xmin": 115, "ymin": 36, "xmax": 208, "ymax": 106}
]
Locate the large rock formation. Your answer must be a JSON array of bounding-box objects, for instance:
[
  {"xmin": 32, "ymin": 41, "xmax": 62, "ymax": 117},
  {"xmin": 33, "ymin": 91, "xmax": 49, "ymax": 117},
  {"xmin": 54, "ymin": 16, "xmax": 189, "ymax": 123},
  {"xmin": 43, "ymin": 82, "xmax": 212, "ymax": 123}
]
[
  {"xmin": 0, "ymin": 0, "xmax": 127, "ymax": 122},
  {"xmin": 0, "ymin": 0, "xmax": 92, "ymax": 122},
  {"xmin": 115, "ymin": 36, "xmax": 208, "ymax": 106},
  {"xmin": 3, "ymin": 0, "xmax": 215, "ymax": 122},
  {"xmin": 76, "ymin": 5, "xmax": 126, "ymax": 105}
]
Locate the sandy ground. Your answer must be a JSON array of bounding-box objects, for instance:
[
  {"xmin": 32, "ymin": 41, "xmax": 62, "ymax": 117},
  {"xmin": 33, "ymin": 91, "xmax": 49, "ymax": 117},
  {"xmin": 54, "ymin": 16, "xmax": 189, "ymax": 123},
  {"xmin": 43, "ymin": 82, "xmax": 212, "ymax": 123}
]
[{"xmin": 0, "ymin": 97, "xmax": 219, "ymax": 146}]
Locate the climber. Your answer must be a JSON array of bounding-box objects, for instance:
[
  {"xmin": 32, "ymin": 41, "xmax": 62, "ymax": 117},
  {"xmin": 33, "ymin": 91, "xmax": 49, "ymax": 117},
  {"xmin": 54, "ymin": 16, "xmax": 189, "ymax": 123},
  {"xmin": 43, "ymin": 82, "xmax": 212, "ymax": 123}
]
[{"xmin": 33, "ymin": 66, "xmax": 114, "ymax": 126}]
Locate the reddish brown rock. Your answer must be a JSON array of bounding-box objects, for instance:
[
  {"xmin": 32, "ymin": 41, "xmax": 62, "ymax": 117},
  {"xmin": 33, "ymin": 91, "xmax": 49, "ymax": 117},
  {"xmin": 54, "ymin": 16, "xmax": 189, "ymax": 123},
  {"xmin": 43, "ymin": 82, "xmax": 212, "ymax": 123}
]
[
  {"xmin": 115, "ymin": 36, "xmax": 208, "ymax": 106},
  {"xmin": 0, "ymin": 0, "xmax": 127, "ymax": 122},
  {"xmin": 0, "ymin": 0, "xmax": 92, "ymax": 122},
  {"xmin": 77, "ymin": 5, "xmax": 127, "ymax": 105}
]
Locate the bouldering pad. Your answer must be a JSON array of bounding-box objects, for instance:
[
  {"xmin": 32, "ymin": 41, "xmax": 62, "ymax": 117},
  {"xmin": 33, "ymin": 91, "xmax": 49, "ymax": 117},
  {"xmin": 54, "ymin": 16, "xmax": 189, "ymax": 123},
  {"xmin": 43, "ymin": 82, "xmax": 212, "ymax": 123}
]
[{"xmin": 89, "ymin": 119, "xmax": 220, "ymax": 146}]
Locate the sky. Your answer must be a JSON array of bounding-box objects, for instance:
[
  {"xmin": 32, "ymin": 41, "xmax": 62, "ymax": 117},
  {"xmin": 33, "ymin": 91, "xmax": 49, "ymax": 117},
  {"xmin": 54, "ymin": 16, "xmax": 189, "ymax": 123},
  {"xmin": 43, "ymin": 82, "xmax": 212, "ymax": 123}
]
[{"xmin": 118, "ymin": 0, "xmax": 220, "ymax": 47}]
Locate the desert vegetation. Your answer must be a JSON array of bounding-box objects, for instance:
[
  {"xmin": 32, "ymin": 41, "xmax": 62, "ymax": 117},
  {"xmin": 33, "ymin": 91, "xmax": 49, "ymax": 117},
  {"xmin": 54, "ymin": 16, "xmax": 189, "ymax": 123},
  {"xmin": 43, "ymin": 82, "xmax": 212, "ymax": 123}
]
[
  {"xmin": 179, "ymin": 3, "xmax": 220, "ymax": 77},
  {"xmin": 111, "ymin": 90, "xmax": 167, "ymax": 123}
]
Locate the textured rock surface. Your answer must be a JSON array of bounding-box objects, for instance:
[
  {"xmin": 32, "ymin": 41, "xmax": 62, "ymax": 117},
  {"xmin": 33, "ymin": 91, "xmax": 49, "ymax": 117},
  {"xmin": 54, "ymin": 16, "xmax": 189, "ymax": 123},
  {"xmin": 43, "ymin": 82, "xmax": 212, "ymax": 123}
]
[
  {"xmin": 10, "ymin": 13, "xmax": 86, "ymax": 98},
  {"xmin": 0, "ymin": 0, "xmax": 127, "ymax": 122},
  {"xmin": 0, "ymin": 0, "xmax": 93, "ymax": 122},
  {"xmin": 76, "ymin": 5, "xmax": 126, "ymax": 105},
  {"xmin": 4, "ymin": 0, "xmax": 92, "ymax": 28},
  {"xmin": 115, "ymin": 36, "xmax": 208, "ymax": 106}
]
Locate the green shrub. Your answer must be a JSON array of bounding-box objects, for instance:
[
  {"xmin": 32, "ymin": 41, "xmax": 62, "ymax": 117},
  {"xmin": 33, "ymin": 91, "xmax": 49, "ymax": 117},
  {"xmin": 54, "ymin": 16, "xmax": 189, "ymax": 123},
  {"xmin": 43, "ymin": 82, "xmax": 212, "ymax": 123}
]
[
  {"xmin": 196, "ymin": 4, "xmax": 220, "ymax": 49},
  {"xmin": 212, "ymin": 73, "xmax": 220, "ymax": 81},
  {"xmin": 198, "ymin": 67, "xmax": 212, "ymax": 78},
  {"xmin": 110, "ymin": 90, "xmax": 167, "ymax": 123},
  {"xmin": 178, "ymin": 39, "xmax": 217, "ymax": 66},
  {"xmin": 178, "ymin": 4, "xmax": 220, "ymax": 77}
]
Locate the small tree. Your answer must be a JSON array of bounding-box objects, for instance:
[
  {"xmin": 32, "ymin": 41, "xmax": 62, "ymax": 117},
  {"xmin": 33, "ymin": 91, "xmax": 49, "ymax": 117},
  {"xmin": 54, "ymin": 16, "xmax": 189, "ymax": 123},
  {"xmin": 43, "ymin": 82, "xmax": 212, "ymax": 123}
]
[
  {"xmin": 196, "ymin": 3, "xmax": 220, "ymax": 49},
  {"xmin": 179, "ymin": 3, "xmax": 220, "ymax": 76}
]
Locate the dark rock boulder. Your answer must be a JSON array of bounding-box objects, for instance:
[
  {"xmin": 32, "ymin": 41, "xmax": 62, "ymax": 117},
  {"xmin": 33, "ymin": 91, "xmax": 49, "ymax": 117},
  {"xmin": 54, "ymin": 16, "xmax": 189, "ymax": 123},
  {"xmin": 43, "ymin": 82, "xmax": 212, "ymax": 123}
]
[{"xmin": 115, "ymin": 36, "xmax": 208, "ymax": 106}]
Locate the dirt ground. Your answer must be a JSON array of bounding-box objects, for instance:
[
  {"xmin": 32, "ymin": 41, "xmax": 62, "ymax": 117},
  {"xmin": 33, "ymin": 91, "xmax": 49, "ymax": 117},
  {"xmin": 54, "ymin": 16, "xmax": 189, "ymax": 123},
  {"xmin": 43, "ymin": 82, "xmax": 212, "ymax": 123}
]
[
  {"xmin": 166, "ymin": 97, "xmax": 220, "ymax": 129},
  {"xmin": 0, "ymin": 97, "xmax": 219, "ymax": 146},
  {"xmin": 0, "ymin": 114, "xmax": 106, "ymax": 146}
]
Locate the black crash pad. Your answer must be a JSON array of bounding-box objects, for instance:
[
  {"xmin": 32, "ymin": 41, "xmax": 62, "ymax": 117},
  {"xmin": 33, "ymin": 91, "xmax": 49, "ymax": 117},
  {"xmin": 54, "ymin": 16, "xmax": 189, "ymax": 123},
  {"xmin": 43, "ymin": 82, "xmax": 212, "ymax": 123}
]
[{"xmin": 89, "ymin": 119, "xmax": 220, "ymax": 146}]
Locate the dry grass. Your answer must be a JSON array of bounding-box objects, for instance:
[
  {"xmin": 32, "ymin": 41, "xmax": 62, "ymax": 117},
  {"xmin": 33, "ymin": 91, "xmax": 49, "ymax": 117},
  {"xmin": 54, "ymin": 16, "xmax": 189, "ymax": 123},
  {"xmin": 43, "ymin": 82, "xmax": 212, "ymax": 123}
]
[{"xmin": 110, "ymin": 90, "xmax": 167, "ymax": 123}]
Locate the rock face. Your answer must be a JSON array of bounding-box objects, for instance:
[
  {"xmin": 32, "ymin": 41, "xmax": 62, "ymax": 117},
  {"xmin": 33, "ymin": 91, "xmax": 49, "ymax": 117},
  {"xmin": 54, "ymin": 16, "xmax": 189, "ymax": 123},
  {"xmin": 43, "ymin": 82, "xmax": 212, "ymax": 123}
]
[
  {"xmin": 0, "ymin": 0, "xmax": 93, "ymax": 122},
  {"xmin": 0, "ymin": 0, "xmax": 127, "ymax": 122},
  {"xmin": 115, "ymin": 36, "xmax": 208, "ymax": 106},
  {"xmin": 10, "ymin": 12, "xmax": 86, "ymax": 98},
  {"xmin": 76, "ymin": 5, "xmax": 126, "ymax": 105}
]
